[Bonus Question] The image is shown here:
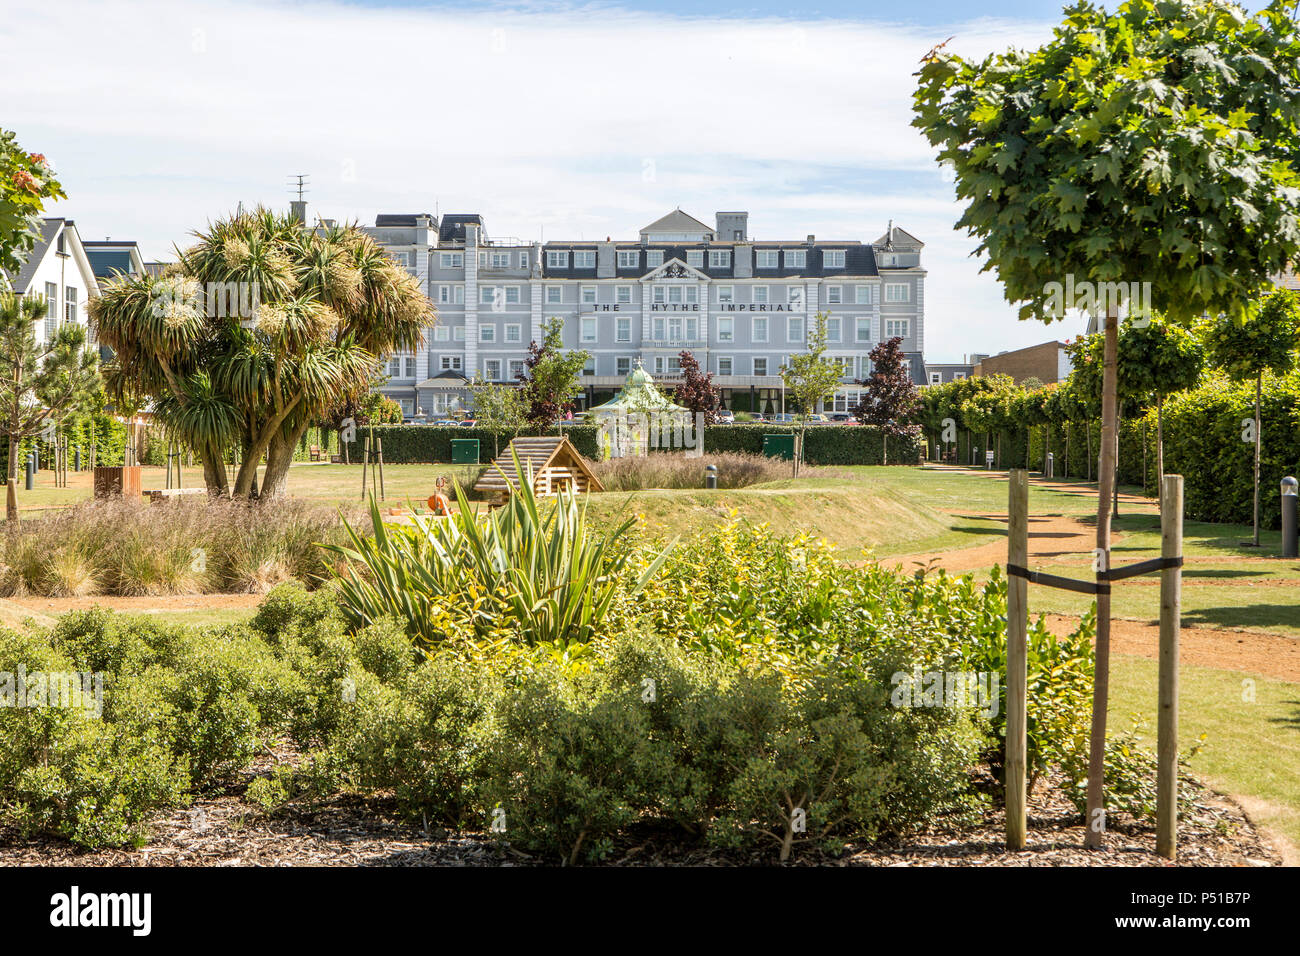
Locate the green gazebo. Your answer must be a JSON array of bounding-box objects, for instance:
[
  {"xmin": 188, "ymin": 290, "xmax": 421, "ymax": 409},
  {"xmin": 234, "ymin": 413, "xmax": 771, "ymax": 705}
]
[{"xmin": 586, "ymin": 362, "xmax": 692, "ymax": 458}]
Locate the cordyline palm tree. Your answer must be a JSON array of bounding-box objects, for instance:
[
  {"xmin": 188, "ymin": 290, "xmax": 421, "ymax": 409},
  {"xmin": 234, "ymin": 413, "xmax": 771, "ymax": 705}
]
[{"xmin": 91, "ymin": 209, "xmax": 431, "ymax": 498}]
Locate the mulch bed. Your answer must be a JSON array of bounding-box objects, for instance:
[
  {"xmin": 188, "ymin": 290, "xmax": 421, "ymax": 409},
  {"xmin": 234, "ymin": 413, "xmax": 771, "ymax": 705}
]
[{"xmin": 0, "ymin": 748, "xmax": 1280, "ymax": 867}]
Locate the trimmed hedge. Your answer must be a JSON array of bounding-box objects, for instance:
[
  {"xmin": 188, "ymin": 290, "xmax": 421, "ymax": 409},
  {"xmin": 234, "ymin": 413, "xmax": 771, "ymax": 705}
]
[{"xmin": 338, "ymin": 423, "xmax": 922, "ymax": 467}]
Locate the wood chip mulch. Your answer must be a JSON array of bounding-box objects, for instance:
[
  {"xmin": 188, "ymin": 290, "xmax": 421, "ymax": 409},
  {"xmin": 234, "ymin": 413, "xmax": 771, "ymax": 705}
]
[{"xmin": 0, "ymin": 749, "xmax": 1280, "ymax": 867}]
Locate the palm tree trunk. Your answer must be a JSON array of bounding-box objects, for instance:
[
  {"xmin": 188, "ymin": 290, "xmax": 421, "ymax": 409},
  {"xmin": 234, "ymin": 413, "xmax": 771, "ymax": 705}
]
[{"xmin": 1085, "ymin": 305, "xmax": 1119, "ymax": 850}]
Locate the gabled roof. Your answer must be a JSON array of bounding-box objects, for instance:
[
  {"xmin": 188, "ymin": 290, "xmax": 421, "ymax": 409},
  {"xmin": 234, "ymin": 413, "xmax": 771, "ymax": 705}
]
[
  {"xmin": 474, "ymin": 436, "xmax": 603, "ymax": 497},
  {"xmin": 2, "ymin": 218, "xmax": 63, "ymax": 294},
  {"xmin": 641, "ymin": 257, "xmax": 710, "ymax": 282},
  {"xmin": 873, "ymin": 224, "xmax": 924, "ymax": 249},
  {"xmin": 639, "ymin": 208, "xmax": 714, "ymax": 237}
]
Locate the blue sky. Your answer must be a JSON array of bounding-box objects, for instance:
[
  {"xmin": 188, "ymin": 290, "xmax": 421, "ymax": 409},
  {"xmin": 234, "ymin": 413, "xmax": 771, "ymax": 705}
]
[{"xmin": 3, "ymin": 0, "xmax": 1243, "ymax": 360}]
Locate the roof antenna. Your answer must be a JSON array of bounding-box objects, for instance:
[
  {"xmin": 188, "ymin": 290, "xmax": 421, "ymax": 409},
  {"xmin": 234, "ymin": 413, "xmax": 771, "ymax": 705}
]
[
  {"xmin": 288, "ymin": 174, "xmax": 309, "ymax": 224},
  {"xmin": 886, "ymin": 218, "xmax": 894, "ymax": 250}
]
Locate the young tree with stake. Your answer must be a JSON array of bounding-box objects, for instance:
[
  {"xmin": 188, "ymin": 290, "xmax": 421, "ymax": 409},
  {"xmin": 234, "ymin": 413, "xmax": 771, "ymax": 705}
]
[
  {"xmin": 915, "ymin": 0, "xmax": 1300, "ymax": 847},
  {"xmin": 780, "ymin": 312, "xmax": 844, "ymax": 476}
]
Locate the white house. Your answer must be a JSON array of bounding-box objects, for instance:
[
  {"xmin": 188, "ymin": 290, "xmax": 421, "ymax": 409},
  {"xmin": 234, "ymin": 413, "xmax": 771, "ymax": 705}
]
[{"xmin": 0, "ymin": 218, "xmax": 101, "ymax": 346}]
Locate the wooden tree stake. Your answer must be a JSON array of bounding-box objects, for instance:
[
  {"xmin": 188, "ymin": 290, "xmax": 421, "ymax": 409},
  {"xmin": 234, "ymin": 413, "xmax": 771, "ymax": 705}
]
[
  {"xmin": 1006, "ymin": 468, "xmax": 1029, "ymax": 850},
  {"xmin": 1157, "ymin": 473, "xmax": 1183, "ymax": 859}
]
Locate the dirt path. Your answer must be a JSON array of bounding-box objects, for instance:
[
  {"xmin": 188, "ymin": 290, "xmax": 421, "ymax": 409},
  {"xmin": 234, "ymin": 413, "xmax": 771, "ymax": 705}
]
[
  {"xmin": 5, "ymin": 594, "xmax": 264, "ymax": 616},
  {"xmin": 884, "ymin": 511, "xmax": 1117, "ymax": 575}
]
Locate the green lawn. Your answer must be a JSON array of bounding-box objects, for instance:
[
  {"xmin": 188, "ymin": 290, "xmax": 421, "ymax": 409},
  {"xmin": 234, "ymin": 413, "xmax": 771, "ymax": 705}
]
[{"xmin": 1111, "ymin": 654, "xmax": 1300, "ymax": 856}]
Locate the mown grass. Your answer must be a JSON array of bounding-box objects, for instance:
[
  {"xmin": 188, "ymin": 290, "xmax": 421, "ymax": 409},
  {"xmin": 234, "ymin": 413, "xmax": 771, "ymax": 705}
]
[{"xmin": 1110, "ymin": 654, "xmax": 1300, "ymax": 857}]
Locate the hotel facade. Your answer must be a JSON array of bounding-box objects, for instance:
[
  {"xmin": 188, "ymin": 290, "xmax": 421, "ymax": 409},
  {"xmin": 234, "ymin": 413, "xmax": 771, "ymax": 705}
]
[{"xmin": 361, "ymin": 209, "xmax": 927, "ymax": 418}]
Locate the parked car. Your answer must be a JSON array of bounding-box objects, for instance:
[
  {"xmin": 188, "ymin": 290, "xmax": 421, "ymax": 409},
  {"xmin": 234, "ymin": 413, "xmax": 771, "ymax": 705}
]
[
  {"xmin": 827, "ymin": 412, "xmax": 857, "ymax": 424},
  {"xmin": 433, "ymin": 419, "xmax": 458, "ymax": 426},
  {"xmin": 458, "ymin": 419, "xmax": 478, "ymax": 427},
  {"xmin": 715, "ymin": 411, "xmax": 736, "ymax": 424}
]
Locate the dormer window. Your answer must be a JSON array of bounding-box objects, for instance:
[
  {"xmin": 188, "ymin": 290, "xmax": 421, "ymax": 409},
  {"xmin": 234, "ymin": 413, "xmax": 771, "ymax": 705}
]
[{"xmin": 824, "ymin": 250, "xmax": 846, "ymax": 269}]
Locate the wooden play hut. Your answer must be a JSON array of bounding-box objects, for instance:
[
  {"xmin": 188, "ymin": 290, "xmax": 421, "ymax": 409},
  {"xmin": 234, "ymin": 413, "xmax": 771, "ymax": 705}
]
[{"xmin": 473, "ymin": 436, "xmax": 603, "ymax": 504}]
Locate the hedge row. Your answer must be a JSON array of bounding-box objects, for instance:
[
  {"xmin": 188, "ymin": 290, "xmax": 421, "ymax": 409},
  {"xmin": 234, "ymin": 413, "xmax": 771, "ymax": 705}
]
[
  {"xmin": 925, "ymin": 371, "xmax": 1300, "ymax": 529},
  {"xmin": 338, "ymin": 423, "xmax": 923, "ymax": 467}
]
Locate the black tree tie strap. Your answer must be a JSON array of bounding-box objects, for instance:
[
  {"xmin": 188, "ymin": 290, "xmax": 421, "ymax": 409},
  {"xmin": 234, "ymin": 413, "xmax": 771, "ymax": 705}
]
[
  {"xmin": 1100, "ymin": 556, "xmax": 1184, "ymax": 581},
  {"xmin": 1006, "ymin": 564, "xmax": 1110, "ymax": 595}
]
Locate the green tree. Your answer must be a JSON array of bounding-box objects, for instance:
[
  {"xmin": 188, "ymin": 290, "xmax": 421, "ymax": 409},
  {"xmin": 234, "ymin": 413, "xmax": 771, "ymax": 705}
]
[
  {"xmin": 91, "ymin": 210, "xmax": 430, "ymax": 498},
  {"xmin": 1203, "ymin": 288, "xmax": 1300, "ymax": 544},
  {"xmin": 517, "ymin": 317, "xmax": 588, "ymax": 432},
  {"xmin": 780, "ymin": 312, "xmax": 844, "ymax": 476},
  {"xmin": 470, "ymin": 374, "xmax": 527, "ymax": 457},
  {"xmin": 852, "ymin": 336, "xmax": 919, "ymax": 465},
  {"xmin": 0, "ymin": 130, "xmax": 64, "ymax": 282},
  {"xmin": 914, "ymin": 0, "xmax": 1300, "ymax": 846},
  {"xmin": 0, "ymin": 293, "xmax": 99, "ymax": 521},
  {"xmin": 1123, "ymin": 316, "xmax": 1204, "ymax": 503}
]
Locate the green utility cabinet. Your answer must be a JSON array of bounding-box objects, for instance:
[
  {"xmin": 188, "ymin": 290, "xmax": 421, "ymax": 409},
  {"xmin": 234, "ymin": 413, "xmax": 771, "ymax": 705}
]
[
  {"xmin": 451, "ymin": 438, "xmax": 481, "ymax": 464},
  {"xmin": 762, "ymin": 434, "xmax": 796, "ymax": 460}
]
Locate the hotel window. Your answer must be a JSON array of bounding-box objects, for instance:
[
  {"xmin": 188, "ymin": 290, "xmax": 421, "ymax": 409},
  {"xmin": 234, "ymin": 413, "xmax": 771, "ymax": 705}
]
[
  {"xmin": 835, "ymin": 356, "xmax": 854, "ymax": 378},
  {"xmin": 787, "ymin": 286, "xmax": 804, "ymax": 310},
  {"xmin": 753, "ymin": 317, "xmax": 768, "ymax": 342},
  {"xmin": 509, "ymin": 359, "xmax": 525, "ymax": 379},
  {"xmin": 616, "ymin": 317, "xmax": 631, "ymax": 342},
  {"xmin": 885, "ymin": 283, "xmax": 910, "ymax": 303},
  {"xmin": 654, "ymin": 355, "xmax": 682, "ymax": 375},
  {"xmin": 756, "ymin": 250, "xmax": 779, "ymax": 268},
  {"xmin": 826, "ymin": 285, "xmax": 842, "ymax": 304},
  {"xmin": 823, "ymin": 250, "xmax": 846, "ymax": 269},
  {"xmin": 617, "ymin": 250, "xmax": 639, "ymax": 269},
  {"xmin": 855, "ymin": 285, "xmax": 872, "ymax": 304},
  {"xmin": 388, "ymin": 356, "xmax": 401, "ymax": 376},
  {"xmin": 453, "ymin": 327, "xmax": 466, "ymax": 341},
  {"xmin": 653, "ymin": 286, "xmax": 666, "ymax": 305},
  {"xmin": 441, "ymin": 355, "xmax": 462, "ymax": 371},
  {"xmin": 480, "ymin": 286, "xmax": 498, "ymax": 305},
  {"xmin": 484, "ymin": 359, "xmax": 502, "ymax": 380},
  {"xmin": 44, "ymin": 282, "xmax": 57, "ymax": 339},
  {"xmin": 616, "ymin": 285, "xmax": 632, "ymax": 304},
  {"xmin": 901, "ymin": 359, "xmax": 911, "ymax": 375},
  {"xmin": 953, "ymin": 371, "xmax": 966, "ymax": 380},
  {"xmin": 438, "ymin": 285, "xmax": 465, "ymax": 305},
  {"xmin": 716, "ymin": 285, "xmax": 734, "ymax": 304},
  {"xmin": 717, "ymin": 317, "xmax": 734, "ymax": 342},
  {"xmin": 480, "ymin": 324, "xmax": 496, "ymax": 343},
  {"xmin": 684, "ymin": 285, "xmax": 698, "ymax": 304},
  {"xmin": 581, "ymin": 317, "xmax": 597, "ymax": 343},
  {"xmin": 860, "ymin": 356, "xmax": 873, "ymax": 379},
  {"xmin": 404, "ymin": 356, "xmax": 416, "ymax": 377},
  {"xmin": 752, "ymin": 357, "xmax": 768, "ymax": 376},
  {"xmin": 646, "ymin": 250, "xmax": 664, "ymax": 267},
  {"xmin": 439, "ymin": 253, "xmax": 463, "ymax": 268},
  {"xmin": 434, "ymin": 326, "xmax": 450, "ymax": 342},
  {"xmin": 489, "ymin": 252, "xmax": 510, "ymax": 268},
  {"xmin": 505, "ymin": 323, "xmax": 522, "ymax": 343},
  {"xmin": 856, "ymin": 317, "xmax": 872, "ymax": 343},
  {"xmin": 546, "ymin": 285, "xmax": 563, "ymax": 304},
  {"xmin": 546, "ymin": 250, "xmax": 569, "ymax": 269},
  {"xmin": 616, "ymin": 357, "xmax": 631, "ymax": 377},
  {"xmin": 64, "ymin": 287, "xmax": 78, "ymax": 324},
  {"xmin": 478, "ymin": 252, "xmax": 487, "ymax": 268},
  {"xmin": 686, "ymin": 250, "xmax": 704, "ymax": 268},
  {"xmin": 708, "ymin": 250, "xmax": 731, "ymax": 269},
  {"xmin": 583, "ymin": 357, "xmax": 596, "ymax": 376},
  {"xmin": 886, "ymin": 318, "xmax": 910, "ymax": 339},
  {"xmin": 390, "ymin": 251, "xmax": 412, "ymax": 268},
  {"xmin": 717, "ymin": 356, "xmax": 733, "ymax": 376},
  {"xmin": 788, "ymin": 316, "xmax": 804, "ymax": 342},
  {"xmin": 581, "ymin": 286, "xmax": 597, "ymax": 304},
  {"xmin": 519, "ymin": 251, "xmax": 528, "ymax": 268},
  {"xmin": 929, "ymin": 372, "xmax": 942, "ymax": 385},
  {"xmin": 752, "ymin": 286, "xmax": 769, "ymax": 304},
  {"xmin": 785, "ymin": 249, "xmax": 807, "ymax": 268},
  {"xmin": 653, "ymin": 317, "xmax": 665, "ymax": 339},
  {"xmin": 574, "ymin": 250, "xmax": 596, "ymax": 268},
  {"xmin": 824, "ymin": 317, "xmax": 841, "ymax": 342},
  {"xmin": 504, "ymin": 286, "xmax": 521, "ymax": 304}
]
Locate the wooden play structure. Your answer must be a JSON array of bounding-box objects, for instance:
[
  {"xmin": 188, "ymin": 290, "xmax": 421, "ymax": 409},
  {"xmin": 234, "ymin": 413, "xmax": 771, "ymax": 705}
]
[{"xmin": 474, "ymin": 436, "xmax": 603, "ymax": 504}]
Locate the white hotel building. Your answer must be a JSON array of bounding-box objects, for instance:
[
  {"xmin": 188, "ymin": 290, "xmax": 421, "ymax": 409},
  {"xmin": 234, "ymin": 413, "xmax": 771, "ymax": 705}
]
[{"xmin": 361, "ymin": 209, "xmax": 927, "ymax": 417}]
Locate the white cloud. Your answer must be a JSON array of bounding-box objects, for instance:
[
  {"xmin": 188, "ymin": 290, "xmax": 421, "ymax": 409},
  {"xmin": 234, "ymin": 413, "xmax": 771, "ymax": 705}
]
[{"xmin": 1, "ymin": 0, "xmax": 1064, "ymax": 360}]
